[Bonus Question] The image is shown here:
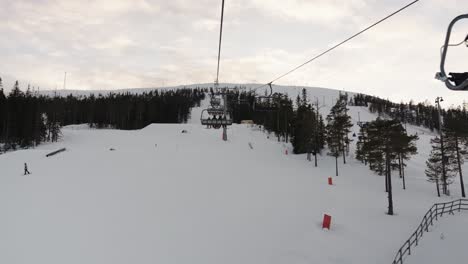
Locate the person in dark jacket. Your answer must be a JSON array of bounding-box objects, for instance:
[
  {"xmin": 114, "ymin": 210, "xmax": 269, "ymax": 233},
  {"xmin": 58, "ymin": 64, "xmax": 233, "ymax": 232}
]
[{"xmin": 24, "ymin": 163, "xmax": 31, "ymax": 175}]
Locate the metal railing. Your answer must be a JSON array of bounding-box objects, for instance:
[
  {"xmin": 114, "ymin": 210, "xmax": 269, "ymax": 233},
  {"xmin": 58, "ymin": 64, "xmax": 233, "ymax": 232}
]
[{"xmin": 392, "ymin": 199, "xmax": 468, "ymax": 264}]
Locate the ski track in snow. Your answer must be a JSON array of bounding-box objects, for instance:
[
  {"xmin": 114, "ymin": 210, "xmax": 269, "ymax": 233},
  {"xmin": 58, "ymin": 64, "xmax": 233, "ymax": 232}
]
[{"xmin": 1, "ymin": 86, "xmax": 467, "ymax": 264}]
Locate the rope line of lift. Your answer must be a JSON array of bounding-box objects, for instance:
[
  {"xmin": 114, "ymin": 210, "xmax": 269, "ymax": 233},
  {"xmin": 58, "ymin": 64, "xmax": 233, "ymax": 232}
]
[
  {"xmin": 215, "ymin": 0, "xmax": 225, "ymax": 86},
  {"xmin": 251, "ymin": 0, "xmax": 420, "ymax": 92}
]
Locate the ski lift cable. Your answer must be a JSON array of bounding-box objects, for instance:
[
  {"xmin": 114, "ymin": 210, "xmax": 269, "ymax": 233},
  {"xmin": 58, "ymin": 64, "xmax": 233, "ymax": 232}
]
[
  {"xmin": 215, "ymin": 0, "xmax": 225, "ymax": 86},
  {"xmin": 251, "ymin": 0, "xmax": 420, "ymax": 92}
]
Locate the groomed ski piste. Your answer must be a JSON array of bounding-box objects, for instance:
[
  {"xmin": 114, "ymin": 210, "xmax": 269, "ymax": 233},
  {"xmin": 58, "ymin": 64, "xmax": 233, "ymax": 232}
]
[{"xmin": 1, "ymin": 86, "xmax": 467, "ymax": 264}]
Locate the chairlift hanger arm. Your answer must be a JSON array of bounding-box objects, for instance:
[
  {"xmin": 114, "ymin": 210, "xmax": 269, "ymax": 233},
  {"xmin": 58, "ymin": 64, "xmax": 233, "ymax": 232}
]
[
  {"xmin": 438, "ymin": 14, "xmax": 468, "ymax": 91},
  {"xmin": 267, "ymin": 82, "xmax": 273, "ymax": 96}
]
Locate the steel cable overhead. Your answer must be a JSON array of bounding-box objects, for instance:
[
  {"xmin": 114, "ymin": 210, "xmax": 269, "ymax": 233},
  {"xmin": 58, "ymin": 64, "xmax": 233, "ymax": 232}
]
[
  {"xmin": 252, "ymin": 0, "xmax": 420, "ymax": 92},
  {"xmin": 215, "ymin": 0, "xmax": 225, "ymax": 86}
]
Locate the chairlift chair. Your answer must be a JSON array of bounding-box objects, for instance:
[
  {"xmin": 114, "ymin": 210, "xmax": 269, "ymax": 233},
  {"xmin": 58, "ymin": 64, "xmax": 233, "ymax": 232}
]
[
  {"xmin": 207, "ymin": 108, "xmax": 226, "ymax": 116},
  {"xmin": 218, "ymin": 87, "xmax": 239, "ymax": 95},
  {"xmin": 210, "ymin": 97, "xmax": 221, "ymax": 107},
  {"xmin": 436, "ymin": 14, "xmax": 468, "ymax": 90},
  {"xmin": 253, "ymin": 96, "xmax": 280, "ymax": 112},
  {"xmin": 253, "ymin": 83, "xmax": 280, "ymax": 112},
  {"xmin": 200, "ymin": 109, "xmax": 233, "ymax": 129},
  {"xmin": 237, "ymin": 98, "xmax": 251, "ymax": 106}
]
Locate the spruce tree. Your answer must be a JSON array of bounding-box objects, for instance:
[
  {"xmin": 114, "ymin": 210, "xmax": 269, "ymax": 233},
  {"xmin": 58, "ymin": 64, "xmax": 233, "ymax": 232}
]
[
  {"xmin": 355, "ymin": 122, "xmax": 369, "ymax": 165},
  {"xmin": 444, "ymin": 111, "xmax": 468, "ymax": 197},
  {"xmin": 359, "ymin": 119, "xmax": 416, "ymax": 215},
  {"xmin": 291, "ymin": 89, "xmax": 319, "ymax": 155},
  {"xmin": 326, "ymin": 93, "xmax": 353, "ymax": 171},
  {"xmin": 0, "ymin": 77, "xmax": 6, "ymax": 149},
  {"xmin": 394, "ymin": 131, "xmax": 418, "ymax": 190},
  {"xmin": 326, "ymin": 121, "xmax": 342, "ymax": 176},
  {"xmin": 425, "ymin": 136, "xmax": 458, "ymax": 196},
  {"xmin": 6, "ymin": 81, "xmax": 24, "ymax": 150}
]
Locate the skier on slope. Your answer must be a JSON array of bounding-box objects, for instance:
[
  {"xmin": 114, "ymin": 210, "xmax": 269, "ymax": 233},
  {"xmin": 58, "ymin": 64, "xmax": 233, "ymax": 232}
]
[{"xmin": 24, "ymin": 163, "xmax": 31, "ymax": 175}]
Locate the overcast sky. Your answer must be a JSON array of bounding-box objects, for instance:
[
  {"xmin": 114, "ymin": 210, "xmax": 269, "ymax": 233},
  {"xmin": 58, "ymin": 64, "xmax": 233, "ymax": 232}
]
[{"xmin": 0, "ymin": 0, "xmax": 467, "ymax": 106}]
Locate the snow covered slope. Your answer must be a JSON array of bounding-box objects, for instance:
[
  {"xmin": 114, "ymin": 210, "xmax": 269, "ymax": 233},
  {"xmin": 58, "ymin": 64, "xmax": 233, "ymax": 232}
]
[
  {"xmin": 1, "ymin": 96, "xmax": 467, "ymax": 264},
  {"xmin": 38, "ymin": 83, "xmax": 351, "ymax": 100}
]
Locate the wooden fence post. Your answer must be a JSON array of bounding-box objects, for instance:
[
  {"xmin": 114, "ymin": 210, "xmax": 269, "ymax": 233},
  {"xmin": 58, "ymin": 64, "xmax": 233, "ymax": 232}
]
[
  {"xmin": 425, "ymin": 216, "xmax": 429, "ymax": 232},
  {"xmin": 449, "ymin": 201, "xmax": 455, "ymax": 215},
  {"xmin": 430, "ymin": 208, "xmax": 434, "ymax": 226},
  {"xmin": 391, "ymin": 199, "xmax": 467, "ymax": 264}
]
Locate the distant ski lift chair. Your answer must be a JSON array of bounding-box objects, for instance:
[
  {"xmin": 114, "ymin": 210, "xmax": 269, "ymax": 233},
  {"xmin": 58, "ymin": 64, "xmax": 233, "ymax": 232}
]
[
  {"xmin": 254, "ymin": 96, "xmax": 279, "ymax": 112},
  {"xmin": 210, "ymin": 97, "xmax": 221, "ymax": 107},
  {"xmin": 436, "ymin": 14, "xmax": 468, "ymax": 90},
  {"xmin": 225, "ymin": 90, "xmax": 251, "ymax": 107},
  {"xmin": 254, "ymin": 83, "xmax": 279, "ymax": 112},
  {"xmin": 237, "ymin": 98, "xmax": 251, "ymax": 106},
  {"xmin": 207, "ymin": 108, "xmax": 226, "ymax": 116},
  {"xmin": 200, "ymin": 109, "xmax": 233, "ymax": 129}
]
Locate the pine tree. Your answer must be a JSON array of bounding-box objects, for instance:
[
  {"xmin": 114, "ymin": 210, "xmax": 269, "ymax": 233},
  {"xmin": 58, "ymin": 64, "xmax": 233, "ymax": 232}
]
[
  {"xmin": 326, "ymin": 120, "xmax": 342, "ymax": 176},
  {"xmin": 359, "ymin": 119, "xmax": 416, "ymax": 215},
  {"xmin": 444, "ymin": 111, "xmax": 468, "ymax": 197},
  {"xmin": 355, "ymin": 122, "xmax": 369, "ymax": 165},
  {"xmin": 0, "ymin": 78, "xmax": 5, "ymax": 133},
  {"xmin": 326, "ymin": 93, "xmax": 353, "ymax": 174},
  {"xmin": 394, "ymin": 131, "xmax": 418, "ymax": 190},
  {"xmin": 425, "ymin": 136, "xmax": 458, "ymax": 197},
  {"xmin": 0, "ymin": 79, "xmax": 6, "ymax": 152},
  {"xmin": 291, "ymin": 89, "xmax": 317, "ymax": 155},
  {"xmin": 318, "ymin": 115, "xmax": 326, "ymax": 150},
  {"xmin": 6, "ymin": 81, "xmax": 24, "ymax": 150}
]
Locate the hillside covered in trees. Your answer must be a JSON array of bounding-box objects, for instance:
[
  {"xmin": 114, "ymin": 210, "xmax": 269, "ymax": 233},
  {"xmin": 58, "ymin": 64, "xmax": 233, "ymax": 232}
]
[
  {"xmin": 0, "ymin": 78, "xmax": 205, "ymax": 152},
  {"xmin": 351, "ymin": 93, "xmax": 467, "ymax": 132}
]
